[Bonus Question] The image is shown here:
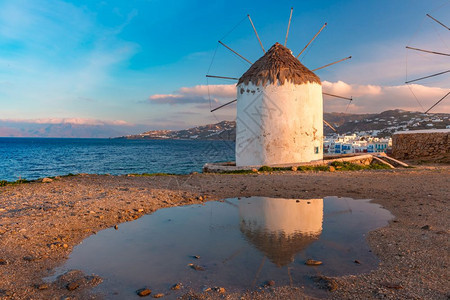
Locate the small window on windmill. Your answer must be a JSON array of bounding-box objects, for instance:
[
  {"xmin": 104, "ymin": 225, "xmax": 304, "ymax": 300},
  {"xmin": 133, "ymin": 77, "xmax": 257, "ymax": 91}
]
[{"xmin": 314, "ymin": 146, "xmax": 319, "ymax": 154}]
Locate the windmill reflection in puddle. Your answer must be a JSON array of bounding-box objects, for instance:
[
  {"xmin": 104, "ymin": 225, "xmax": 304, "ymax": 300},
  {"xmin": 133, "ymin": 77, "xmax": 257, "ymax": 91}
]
[{"xmin": 239, "ymin": 197, "xmax": 323, "ymax": 267}]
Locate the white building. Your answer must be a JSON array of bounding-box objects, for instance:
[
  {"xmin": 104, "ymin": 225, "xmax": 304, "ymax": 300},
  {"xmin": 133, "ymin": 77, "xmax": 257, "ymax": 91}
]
[
  {"xmin": 324, "ymin": 134, "xmax": 392, "ymax": 154},
  {"xmin": 236, "ymin": 43, "xmax": 323, "ymax": 166}
]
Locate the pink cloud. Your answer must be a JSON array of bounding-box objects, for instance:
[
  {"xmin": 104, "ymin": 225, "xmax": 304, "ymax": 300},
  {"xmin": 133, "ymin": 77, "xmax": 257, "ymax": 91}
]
[
  {"xmin": 322, "ymin": 81, "xmax": 450, "ymax": 113},
  {"xmin": 1, "ymin": 118, "xmax": 131, "ymax": 126}
]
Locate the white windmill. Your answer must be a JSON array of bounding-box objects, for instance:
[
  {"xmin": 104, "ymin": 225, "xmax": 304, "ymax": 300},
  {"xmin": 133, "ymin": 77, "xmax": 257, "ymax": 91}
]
[{"xmin": 207, "ymin": 8, "xmax": 352, "ymax": 167}]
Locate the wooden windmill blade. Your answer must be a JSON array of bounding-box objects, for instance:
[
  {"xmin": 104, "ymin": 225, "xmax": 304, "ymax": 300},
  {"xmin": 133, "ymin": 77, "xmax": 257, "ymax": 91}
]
[
  {"xmin": 405, "ymin": 11, "xmax": 449, "ymax": 113},
  {"xmin": 426, "ymin": 13, "xmax": 450, "ymax": 30},
  {"xmin": 425, "ymin": 91, "xmax": 450, "ymax": 113}
]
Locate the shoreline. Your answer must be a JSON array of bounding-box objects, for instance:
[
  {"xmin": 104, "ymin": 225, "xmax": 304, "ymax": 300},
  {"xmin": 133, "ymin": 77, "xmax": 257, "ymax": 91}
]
[{"xmin": 0, "ymin": 166, "xmax": 449, "ymax": 299}]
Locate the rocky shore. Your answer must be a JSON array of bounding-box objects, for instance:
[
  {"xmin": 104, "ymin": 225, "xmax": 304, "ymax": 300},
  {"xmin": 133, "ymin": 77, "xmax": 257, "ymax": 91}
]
[{"xmin": 0, "ymin": 166, "xmax": 449, "ymax": 299}]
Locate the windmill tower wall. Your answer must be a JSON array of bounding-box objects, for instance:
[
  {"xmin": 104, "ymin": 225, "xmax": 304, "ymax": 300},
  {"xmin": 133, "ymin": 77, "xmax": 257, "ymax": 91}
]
[{"xmin": 236, "ymin": 43, "xmax": 323, "ymax": 166}]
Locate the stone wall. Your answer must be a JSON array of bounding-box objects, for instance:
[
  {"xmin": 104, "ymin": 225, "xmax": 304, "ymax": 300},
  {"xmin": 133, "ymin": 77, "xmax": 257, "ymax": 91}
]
[{"xmin": 392, "ymin": 130, "xmax": 450, "ymax": 160}]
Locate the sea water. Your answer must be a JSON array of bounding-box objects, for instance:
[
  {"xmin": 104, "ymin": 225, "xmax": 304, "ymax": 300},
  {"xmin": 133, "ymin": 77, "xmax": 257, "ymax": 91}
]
[{"xmin": 0, "ymin": 138, "xmax": 235, "ymax": 181}]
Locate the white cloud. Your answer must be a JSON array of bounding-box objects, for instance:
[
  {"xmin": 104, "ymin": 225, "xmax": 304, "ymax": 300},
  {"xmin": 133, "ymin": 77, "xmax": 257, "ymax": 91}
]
[
  {"xmin": 178, "ymin": 85, "xmax": 236, "ymax": 98},
  {"xmin": 149, "ymin": 81, "xmax": 449, "ymax": 114},
  {"xmin": 149, "ymin": 94, "xmax": 211, "ymax": 105},
  {"xmin": 149, "ymin": 84, "xmax": 235, "ymax": 105}
]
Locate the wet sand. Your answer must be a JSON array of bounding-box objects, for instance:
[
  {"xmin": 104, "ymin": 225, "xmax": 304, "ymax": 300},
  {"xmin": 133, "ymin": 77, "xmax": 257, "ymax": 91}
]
[{"xmin": 0, "ymin": 166, "xmax": 449, "ymax": 299}]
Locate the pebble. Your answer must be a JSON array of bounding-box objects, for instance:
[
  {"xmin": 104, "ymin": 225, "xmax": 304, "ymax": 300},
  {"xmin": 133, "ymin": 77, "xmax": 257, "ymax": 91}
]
[
  {"xmin": 421, "ymin": 225, "xmax": 432, "ymax": 230},
  {"xmin": 23, "ymin": 256, "xmax": 37, "ymax": 262},
  {"xmin": 136, "ymin": 288, "xmax": 152, "ymax": 297},
  {"xmin": 188, "ymin": 263, "xmax": 204, "ymax": 271},
  {"xmin": 42, "ymin": 178, "xmax": 53, "ymax": 183},
  {"xmin": 305, "ymin": 259, "xmax": 323, "ymax": 266},
  {"xmin": 264, "ymin": 280, "xmax": 275, "ymax": 287},
  {"xmin": 192, "ymin": 255, "xmax": 200, "ymax": 259},
  {"xmin": 66, "ymin": 282, "xmax": 79, "ymax": 291},
  {"xmin": 213, "ymin": 287, "xmax": 226, "ymax": 294},
  {"xmin": 36, "ymin": 283, "xmax": 49, "ymax": 290},
  {"xmin": 291, "ymin": 166, "xmax": 297, "ymax": 171},
  {"xmin": 170, "ymin": 283, "xmax": 182, "ymax": 290},
  {"xmin": 354, "ymin": 260, "xmax": 361, "ymax": 264},
  {"xmin": 114, "ymin": 225, "xmax": 118, "ymax": 230},
  {"xmin": 153, "ymin": 293, "xmax": 164, "ymax": 298},
  {"xmin": 0, "ymin": 259, "xmax": 7, "ymax": 265},
  {"xmin": 251, "ymin": 168, "xmax": 258, "ymax": 173},
  {"xmin": 329, "ymin": 166, "xmax": 336, "ymax": 172},
  {"xmin": 381, "ymin": 282, "xmax": 403, "ymax": 289},
  {"xmin": 313, "ymin": 275, "xmax": 338, "ymax": 291}
]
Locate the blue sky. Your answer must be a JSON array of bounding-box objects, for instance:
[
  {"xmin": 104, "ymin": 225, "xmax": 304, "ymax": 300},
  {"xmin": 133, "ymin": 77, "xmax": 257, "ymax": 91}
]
[{"xmin": 0, "ymin": 0, "xmax": 449, "ymax": 135}]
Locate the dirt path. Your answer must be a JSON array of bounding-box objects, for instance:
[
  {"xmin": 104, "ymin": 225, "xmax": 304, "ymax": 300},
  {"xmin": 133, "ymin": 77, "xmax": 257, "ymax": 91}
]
[{"xmin": 0, "ymin": 166, "xmax": 449, "ymax": 299}]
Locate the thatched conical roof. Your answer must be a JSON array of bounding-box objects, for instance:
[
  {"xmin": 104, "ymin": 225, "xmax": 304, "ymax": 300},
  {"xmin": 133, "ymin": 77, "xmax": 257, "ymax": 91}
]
[
  {"xmin": 238, "ymin": 42, "xmax": 321, "ymax": 86},
  {"xmin": 240, "ymin": 223, "xmax": 320, "ymax": 267}
]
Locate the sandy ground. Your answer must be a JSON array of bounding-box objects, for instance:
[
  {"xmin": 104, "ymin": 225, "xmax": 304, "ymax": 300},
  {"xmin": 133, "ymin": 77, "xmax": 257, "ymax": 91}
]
[{"xmin": 0, "ymin": 166, "xmax": 449, "ymax": 299}]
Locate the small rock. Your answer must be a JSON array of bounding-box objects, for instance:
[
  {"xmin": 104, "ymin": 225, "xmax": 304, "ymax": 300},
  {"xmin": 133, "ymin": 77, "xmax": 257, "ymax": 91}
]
[
  {"xmin": 198, "ymin": 196, "xmax": 203, "ymax": 201},
  {"xmin": 421, "ymin": 225, "xmax": 432, "ymax": 230},
  {"xmin": 136, "ymin": 288, "xmax": 152, "ymax": 297},
  {"xmin": 354, "ymin": 260, "xmax": 361, "ymax": 264},
  {"xmin": 23, "ymin": 256, "xmax": 37, "ymax": 262},
  {"xmin": 188, "ymin": 263, "xmax": 204, "ymax": 271},
  {"xmin": 0, "ymin": 208, "xmax": 6, "ymax": 212},
  {"xmin": 291, "ymin": 166, "xmax": 297, "ymax": 171},
  {"xmin": 0, "ymin": 259, "xmax": 7, "ymax": 265},
  {"xmin": 138, "ymin": 208, "xmax": 144, "ymax": 213},
  {"xmin": 42, "ymin": 177, "xmax": 53, "ymax": 183},
  {"xmin": 171, "ymin": 283, "xmax": 182, "ymax": 290},
  {"xmin": 36, "ymin": 283, "xmax": 49, "ymax": 290},
  {"xmin": 192, "ymin": 255, "xmax": 200, "ymax": 259},
  {"xmin": 313, "ymin": 275, "xmax": 338, "ymax": 291},
  {"xmin": 114, "ymin": 225, "xmax": 118, "ymax": 230},
  {"xmin": 296, "ymin": 200, "xmax": 300, "ymax": 203},
  {"xmin": 305, "ymin": 259, "xmax": 322, "ymax": 266},
  {"xmin": 66, "ymin": 282, "xmax": 79, "ymax": 291},
  {"xmin": 251, "ymin": 168, "xmax": 258, "ymax": 173},
  {"xmin": 329, "ymin": 166, "xmax": 336, "ymax": 172},
  {"xmin": 213, "ymin": 287, "xmax": 226, "ymax": 294},
  {"xmin": 381, "ymin": 282, "xmax": 403, "ymax": 289},
  {"xmin": 264, "ymin": 280, "xmax": 275, "ymax": 287},
  {"xmin": 202, "ymin": 287, "xmax": 211, "ymax": 292},
  {"xmin": 85, "ymin": 275, "xmax": 103, "ymax": 286},
  {"xmin": 153, "ymin": 293, "xmax": 164, "ymax": 298}
]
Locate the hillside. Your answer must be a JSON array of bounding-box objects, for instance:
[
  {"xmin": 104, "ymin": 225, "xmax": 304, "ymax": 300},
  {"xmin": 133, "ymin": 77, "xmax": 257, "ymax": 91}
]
[{"xmin": 117, "ymin": 110, "xmax": 450, "ymax": 140}]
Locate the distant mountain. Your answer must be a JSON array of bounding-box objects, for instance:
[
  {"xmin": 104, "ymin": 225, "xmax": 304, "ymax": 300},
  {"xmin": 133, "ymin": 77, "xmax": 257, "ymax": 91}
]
[
  {"xmin": 117, "ymin": 110, "xmax": 450, "ymax": 140},
  {"xmin": 118, "ymin": 121, "xmax": 236, "ymax": 141}
]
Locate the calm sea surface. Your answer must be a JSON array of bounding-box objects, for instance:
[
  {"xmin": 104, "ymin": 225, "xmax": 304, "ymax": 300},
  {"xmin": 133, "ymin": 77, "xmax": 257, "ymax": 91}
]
[{"xmin": 0, "ymin": 138, "xmax": 235, "ymax": 181}]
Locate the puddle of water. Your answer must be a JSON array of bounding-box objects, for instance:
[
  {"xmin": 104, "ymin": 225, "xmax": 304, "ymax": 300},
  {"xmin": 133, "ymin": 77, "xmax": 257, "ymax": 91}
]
[{"xmin": 49, "ymin": 196, "xmax": 392, "ymax": 298}]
